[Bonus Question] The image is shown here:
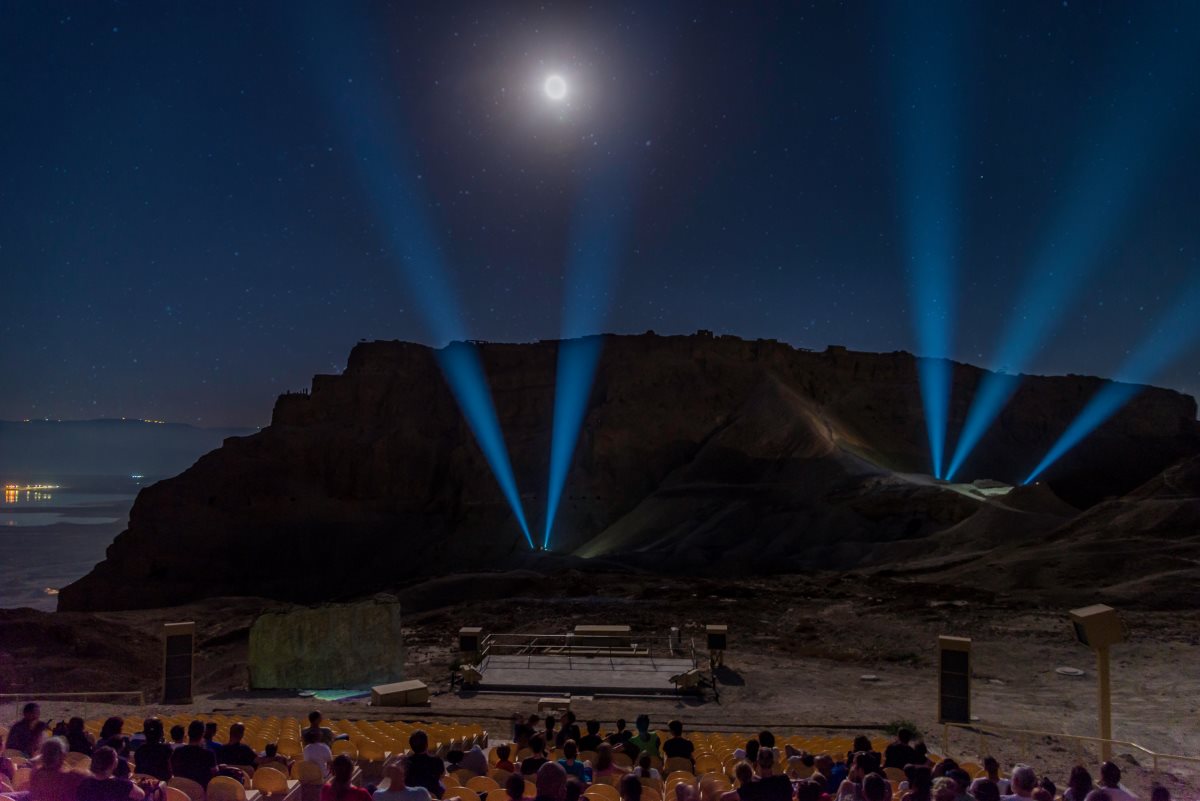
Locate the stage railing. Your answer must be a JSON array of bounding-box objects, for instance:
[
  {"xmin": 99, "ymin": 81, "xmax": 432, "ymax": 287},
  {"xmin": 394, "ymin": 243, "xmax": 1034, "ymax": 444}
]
[{"xmin": 478, "ymin": 632, "xmax": 698, "ymax": 672}]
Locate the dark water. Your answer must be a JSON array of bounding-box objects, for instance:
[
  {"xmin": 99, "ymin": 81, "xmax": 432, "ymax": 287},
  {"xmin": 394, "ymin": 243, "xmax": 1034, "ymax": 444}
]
[{"xmin": 0, "ymin": 475, "xmax": 144, "ymax": 611}]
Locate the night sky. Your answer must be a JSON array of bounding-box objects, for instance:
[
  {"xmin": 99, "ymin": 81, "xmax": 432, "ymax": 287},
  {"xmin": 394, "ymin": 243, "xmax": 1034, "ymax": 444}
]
[{"xmin": 3, "ymin": 2, "xmax": 1198, "ymax": 428}]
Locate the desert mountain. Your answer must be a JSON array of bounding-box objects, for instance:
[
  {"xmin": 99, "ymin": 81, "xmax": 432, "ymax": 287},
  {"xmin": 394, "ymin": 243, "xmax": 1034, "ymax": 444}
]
[{"xmin": 58, "ymin": 333, "xmax": 1200, "ymax": 611}]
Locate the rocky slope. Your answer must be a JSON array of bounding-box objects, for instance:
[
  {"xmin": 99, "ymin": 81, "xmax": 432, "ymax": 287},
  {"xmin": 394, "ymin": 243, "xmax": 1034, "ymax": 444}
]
[{"xmin": 58, "ymin": 333, "xmax": 1200, "ymax": 611}]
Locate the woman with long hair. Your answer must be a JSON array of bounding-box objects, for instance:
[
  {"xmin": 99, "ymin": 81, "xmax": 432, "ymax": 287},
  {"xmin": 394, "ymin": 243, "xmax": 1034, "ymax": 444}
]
[{"xmin": 321, "ymin": 755, "xmax": 371, "ymax": 801}]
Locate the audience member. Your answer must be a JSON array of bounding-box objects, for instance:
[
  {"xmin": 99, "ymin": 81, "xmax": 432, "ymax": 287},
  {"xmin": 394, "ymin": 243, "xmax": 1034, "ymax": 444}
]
[
  {"xmin": 303, "ymin": 728, "xmax": 334, "ymax": 776},
  {"xmin": 606, "ymin": 721, "xmax": 632, "ymax": 749},
  {"xmin": 973, "ymin": 782, "xmax": 1001, "ymax": 801},
  {"xmin": 494, "ymin": 745, "xmax": 516, "ymax": 774},
  {"xmin": 29, "ymin": 738, "xmax": 85, "ymax": 801},
  {"xmin": 5, "ymin": 703, "xmax": 42, "ymax": 757},
  {"xmin": 932, "ymin": 778, "xmax": 958, "ymax": 801},
  {"xmin": 202, "ymin": 722, "xmax": 223, "ymax": 755},
  {"xmin": 556, "ymin": 713, "xmax": 582, "ymax": 749},
  {"xmin": 1149, "ymin": 787, "xmax": 1170, "ymax": 801},
  {"xmin": 902, "ymin": 765, "xmax": 933, "ymax": 801},
  {"xmin": 306, "ymin": 711, "xmax": 336, "ymax": 747},
  {"xmin": 884, "ymin": 729, "xmax": 919, "ymax": 771},
  {"xmin": 132, "ymin": 719, "xmax": 172, "ymax": 782},
  {"xmin": 535, "ymin": 762, "xmax": 568, "ymax": 801},
  {"xmin": 169, "ymin": 721, "xmax": 218, "ymax": 788},
  {"xmin": 795, "ymin": 780, "xmax": 824, "ymax": 801},
  {"xmin": 630, "ymin": 754, "xmax": 660, "ymax": 781},
  {"xmin": 322, "ymin": 754, "xmax": 372, "ymax": 801},
  {"xmin": 557, "ymin": 741, "xmax": 591, "ymax": 784},
  {"xmin": 970, "ymin": 757, "xmax": 1010, "ymax": 797},
  {"xmin": 591, "ymin": 744, "xmax": 627, "ymax": 780},
  {"xmin": 65, "ymin": 718, "xmax": 95, "ymax": 756},
  {"xmin": 1065, "ymin": 768, "xmax": 1096, "ymax": 801},
  {"xmin": 862, "ymin": 774, "xmax": 891, "ymax": 801},
  {"xmin": 662, "ymin": 721, "xmax": 695, "ymax": 765},
  {"xmin": 1002, "ymin": 765, "xmax": 1037, "ymax": 801},
  {"xmin": 504, "ymin": 773, "xmax": 528, "ymax": 801},
  {"xmin": 734, "ymin": 740, "xmax": 760, "ymax": 765},
  {"xmin": 578, "ymin": 722, "xmax": 603, "ymax": 754},
  {"xmin": 403, "ymin": 730, "xmax": 445, "ymax": 798},
  {"xmin": 720, "ymin": 761, "xmax": 755, "ymax": 801},
  {"xmin": 1083, "ymin": 792, "xmax": 1113, "ymax": 801},
  {"xmin": 1096, "ymin": 763, "xmax": 1136, "ymax": 801},
  {"xmin": 217, "ymin": 722, "xmax": 257, "ymax": 768},
  {"xmin": 564, "ymin": 778, "xmax": 584, "ymax": 801},
  {"xmin": 617, "ymin": 774, "xmax": 641, "ymax": 801},
  {"xmin": 77, "ymin": 747, "xmax": 143, "ymax": 801},
  {"xmin": 459, "ymin": 742, "xmax": 490, "ymax": 776},
  {"xmin": 815, "ymin": 754, "xmax": 847, "ymax": 794},
  {"xmin": 522, "ymin": 735, "xmax": 551, "ymax": 776},
  {"xmin": 169, "ymin": 726, "xmax": 185, "ymax": 749},
  {"xmin": 740, "ymin": 750, "xmax": 792, "ymax": 801},
  {"xmin": 375, "ymin": 756, "xmax": 432, "ymax": 801},
  {"xmin": 256, "ymin": 743, "xmax": 292, "ymax": 772}
]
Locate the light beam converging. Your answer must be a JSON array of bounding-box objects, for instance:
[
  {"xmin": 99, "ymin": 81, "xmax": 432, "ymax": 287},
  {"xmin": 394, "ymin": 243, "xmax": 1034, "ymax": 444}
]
[
  {"xmin": 1024, "ymin": 282, "xmax": 1200, "ymax": 484},
  {"xmin": 943, "ymin": 17, "xmax": 1200, "ymax": 481},
  {"xmin": 542, "ymin": 155, "xmax": 639, "ymax": 551},
  {"xmin": 305, "ymin": 8, "xmax": 533, "ymax": 546},
  {"xmin": 886, "ymin": 2, "xmax": 971, "ymax": 479}
]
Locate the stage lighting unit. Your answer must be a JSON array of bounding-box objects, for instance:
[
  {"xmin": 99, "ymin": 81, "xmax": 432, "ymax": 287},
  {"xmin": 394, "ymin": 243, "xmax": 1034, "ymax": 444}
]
[
  {"xmin": 1069, "ymin": 604, "xmax": 1124, "ymax": 760},
  {"xmin": 459, "ymin": 626, "xmax": 483, "ymax": 655},
  {"xmin": 937, "ymin": 635, "xmax": 972, "ymax": 724}
]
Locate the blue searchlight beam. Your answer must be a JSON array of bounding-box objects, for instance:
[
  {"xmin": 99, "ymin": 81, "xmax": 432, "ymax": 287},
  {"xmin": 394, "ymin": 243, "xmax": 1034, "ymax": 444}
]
[
  {"xmin": 542, "ymin": 155, "xmax": 639, "ymax": 550},
  {"xmin": 887, "ymin": 1, "xmax": 971, "ymax": 479},
  {"xmin": 945, "ymin": 17, "xmax": 1198, "ymax": 482},
  {"xmin": 306, "ymin": 9, "xmax": 534, "ymax": 545},
  {"xmin": 438, "ymin": 343, "xmax": 535, "ymax": 547},
  {"xmin": 1024, "ymin": 283, "xmax": 1200, "ymax": 484}
]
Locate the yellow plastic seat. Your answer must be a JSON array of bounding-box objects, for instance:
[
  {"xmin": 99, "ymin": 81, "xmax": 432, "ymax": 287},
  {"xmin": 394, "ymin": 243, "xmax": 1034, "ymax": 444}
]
[
  {"xmin": 584, "ymin": 785, "xmax": 620, "ymax": 801},
  {"xmin": 445, "ymin": 788, "xmax": 480, "ymax": 801},
  {"xmin": 466, "ymin": 776, "xmax": 500, "ymax": 794},
  {"xmin": 167, "ymin": 776, "xmax": 206, "ymax": 801},
  {"xmin": 208, "ymin": 776, "xmax": 248, "ymax": 801},
  {"xmin": 524, "ymin": 781, "xmax": 537, "ymax": 798},
  {"xmin": 253, "ymin": 766, "xmax": 291, "ymax": 795},
  {"xmin": 164, "ymin": 786, "xmax": 192, "ymax": 801},
  {"xmin": 293, "ymin": 760, "xmax": 326, "ymax": 785},
  {"xmin": 275, "ymin": 739, "xmax": 303, "ymax": 759},
  {"xmin": 332, "ymin": 741, "xmax": 359, "ymax": 760}
]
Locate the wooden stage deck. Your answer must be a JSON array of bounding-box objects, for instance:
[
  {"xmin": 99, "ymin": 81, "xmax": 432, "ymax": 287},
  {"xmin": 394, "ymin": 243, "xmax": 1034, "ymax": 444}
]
[{"xmin": 476, "ymin": 653, "xmax": 697, "ymax": 695}]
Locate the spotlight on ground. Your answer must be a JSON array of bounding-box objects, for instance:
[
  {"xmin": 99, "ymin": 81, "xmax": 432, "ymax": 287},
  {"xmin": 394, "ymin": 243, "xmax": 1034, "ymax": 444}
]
[
  {"xmin": 943, "ymin": 15, "xmax": 1196, "ymax": 481},
  {"xmin": 1023, "ymin": 283, "xmax": 1200, "ymax": 484},
  {"xmin": 543, "ymin": 336, "xmax": 604, "ymax": 550},
  {"xmin": 437, "ymin": 342, "xmax": 534, "ymax": 548}
]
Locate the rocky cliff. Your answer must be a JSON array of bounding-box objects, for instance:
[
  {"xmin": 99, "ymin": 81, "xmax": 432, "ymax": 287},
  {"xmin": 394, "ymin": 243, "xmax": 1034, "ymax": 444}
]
[{"xmin": 58, "ymin": 333, "xmax": 1200, "ymax": 611}]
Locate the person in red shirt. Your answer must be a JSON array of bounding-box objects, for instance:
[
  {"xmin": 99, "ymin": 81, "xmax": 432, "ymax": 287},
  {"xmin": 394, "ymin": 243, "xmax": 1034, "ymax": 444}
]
[
  {"xmin": 494, "ymin": 745, "xmax": 517, "ymax": 774},
  {"xmin": 321, "ymin": 755, "xmax": 372, "ymax": 801}
]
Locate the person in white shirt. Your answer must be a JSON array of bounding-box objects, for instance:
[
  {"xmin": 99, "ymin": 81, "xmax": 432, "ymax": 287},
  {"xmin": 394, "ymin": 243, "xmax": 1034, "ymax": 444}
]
[
  {"xmin": 970, "ymin": 757, "xmax": 1012, "ymax": 798},
  {"xmin": 375, "ymin": 756, "xmax": 432, "ymax": 801},
  {"xmin": 1097, "ymin": 762, "xmax": 1138, "ymax": 801},
  {"xmin": 1001, "ymin": 765, "xmax": 1037, "ymax": 801},
  {"xmin": 301, "ymin": 729, "xmax": 333, "ymax": 776}
]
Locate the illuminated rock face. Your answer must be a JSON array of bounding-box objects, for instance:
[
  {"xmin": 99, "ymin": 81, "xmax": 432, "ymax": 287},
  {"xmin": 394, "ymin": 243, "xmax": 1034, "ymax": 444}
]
[
  {"xmin": 58, "ymin": 333, "xmax": 1200, "ymax": 611},
  {"xmin": 247, "ymin": 596, "xmax": 404, "ymax": 689}
]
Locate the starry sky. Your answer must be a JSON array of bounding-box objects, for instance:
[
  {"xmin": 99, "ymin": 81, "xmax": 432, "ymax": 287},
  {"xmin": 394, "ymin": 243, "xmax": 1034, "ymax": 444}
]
[{"xmin": 2, "ymin": 2, "xmax": 1198, "ymax": 428}]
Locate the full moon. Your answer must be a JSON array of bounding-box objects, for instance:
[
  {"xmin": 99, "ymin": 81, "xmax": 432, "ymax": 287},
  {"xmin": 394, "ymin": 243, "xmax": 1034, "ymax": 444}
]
[{"xmin": 544, "ymin": 74, "xmax": 568, "ymax": 101}]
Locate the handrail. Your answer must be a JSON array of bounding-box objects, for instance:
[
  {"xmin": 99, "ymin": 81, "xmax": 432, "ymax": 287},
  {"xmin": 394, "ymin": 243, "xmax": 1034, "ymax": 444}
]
[
  {"xmin": 1, "ymin": 692, "xmax": 147, "ymax": 723},
  {"xmin": 941, "ymin": 721, "xmax": 1200, "ymax": 773}
]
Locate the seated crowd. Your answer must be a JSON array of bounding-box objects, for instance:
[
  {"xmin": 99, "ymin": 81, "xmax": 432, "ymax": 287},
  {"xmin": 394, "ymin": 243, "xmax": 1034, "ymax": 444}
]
[{"xmin": 1, "ymin": 705, "xmax": 1174, "ymax": 801}]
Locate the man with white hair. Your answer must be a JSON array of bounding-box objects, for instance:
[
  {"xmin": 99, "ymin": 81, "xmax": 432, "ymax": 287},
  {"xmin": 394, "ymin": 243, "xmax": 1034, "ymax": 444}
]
[
  {"xmin": 534, "ymin": 762, "xmax": 568, "ymax": 801},
  {"xmin": 1001, "ymin": 765, "xmax": 1038, "ymax": 801}
]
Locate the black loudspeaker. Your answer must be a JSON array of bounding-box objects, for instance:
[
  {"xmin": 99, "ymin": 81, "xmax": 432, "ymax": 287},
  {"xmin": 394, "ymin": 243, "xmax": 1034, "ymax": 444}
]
[
  {"xmin": 706, "ymin": 624, "xmax": 728, "ymax": 651},
  {"xmin": 938, "ymin": 635, "xmax": 971, "ymax": 724},
  {"xmin": 162, "ymin": 622, "xmax": 195, "ymax": 704},
  {"xmin": 459, "ymin": 627, "xmax": 483, "ymax": 654}
]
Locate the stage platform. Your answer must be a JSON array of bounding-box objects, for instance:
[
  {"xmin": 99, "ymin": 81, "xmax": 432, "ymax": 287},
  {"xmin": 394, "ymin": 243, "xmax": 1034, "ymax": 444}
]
[{"xmin": 476, "ymin": 653, "xmax": 697, "ymax": 695}]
